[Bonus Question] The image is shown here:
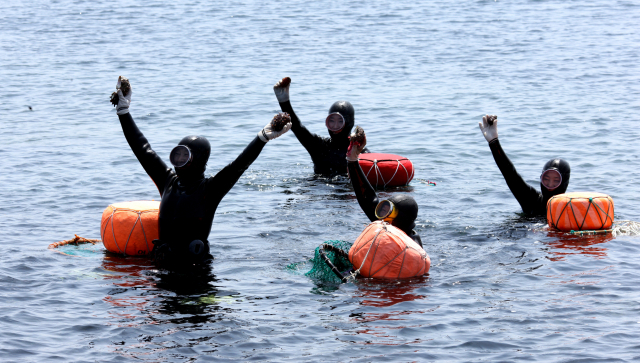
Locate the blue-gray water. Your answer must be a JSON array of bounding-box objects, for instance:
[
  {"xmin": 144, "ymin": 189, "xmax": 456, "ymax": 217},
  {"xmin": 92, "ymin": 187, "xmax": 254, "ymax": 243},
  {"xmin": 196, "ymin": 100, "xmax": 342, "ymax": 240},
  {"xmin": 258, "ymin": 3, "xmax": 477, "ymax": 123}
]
[{"xmin": 2, "ymin": 0, "xmax": 640, "ymax": 361}]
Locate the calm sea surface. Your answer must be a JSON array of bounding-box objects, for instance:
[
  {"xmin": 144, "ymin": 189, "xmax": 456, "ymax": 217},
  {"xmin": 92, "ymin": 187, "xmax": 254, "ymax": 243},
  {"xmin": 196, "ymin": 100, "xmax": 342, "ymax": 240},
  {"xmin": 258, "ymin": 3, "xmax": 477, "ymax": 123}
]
[{"xmin": 2, "ymin": 0, "xmax": 640, "ymax": 361}]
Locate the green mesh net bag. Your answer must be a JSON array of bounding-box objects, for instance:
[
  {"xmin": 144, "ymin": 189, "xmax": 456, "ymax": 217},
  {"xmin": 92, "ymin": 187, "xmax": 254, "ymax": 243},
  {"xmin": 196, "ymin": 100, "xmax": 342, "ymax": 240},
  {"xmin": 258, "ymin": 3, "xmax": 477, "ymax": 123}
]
[{"xmin": 287, "ymin": 240, "xmax": 353, "ymax": 283}]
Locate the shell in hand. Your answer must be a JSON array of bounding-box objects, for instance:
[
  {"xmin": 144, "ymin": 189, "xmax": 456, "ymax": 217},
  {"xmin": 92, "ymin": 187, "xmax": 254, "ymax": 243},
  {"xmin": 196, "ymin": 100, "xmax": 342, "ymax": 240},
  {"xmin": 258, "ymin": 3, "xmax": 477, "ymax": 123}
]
[
  {"xmin": 350, "ymin": 125, "xmax": 366, "ymax": 146},
  {"xmin": 110, "ymin": 76, "xmax": 131, "ymax": 106},
  {"xmin": 271, "ymin": 112, "xmax": 291, "ymax": 132}
]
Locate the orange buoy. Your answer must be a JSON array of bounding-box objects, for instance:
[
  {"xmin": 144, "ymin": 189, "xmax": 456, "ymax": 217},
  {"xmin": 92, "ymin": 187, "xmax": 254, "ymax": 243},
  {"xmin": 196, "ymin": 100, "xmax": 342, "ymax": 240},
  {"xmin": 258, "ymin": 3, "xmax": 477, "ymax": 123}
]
[
  {"xmin": 358, "ymin": 153, "xmax": 414, "ymax": 188},
  {"xmin": 349, "ymin": 220, "xmax": 430, "ymax": 279},
  {"xmin": 547, "ymin": 192, "xmax": 614, "ymax": 232},
  {"xmin": 100, "ymin": 201, "xmax": 160, "ymax": 256}
]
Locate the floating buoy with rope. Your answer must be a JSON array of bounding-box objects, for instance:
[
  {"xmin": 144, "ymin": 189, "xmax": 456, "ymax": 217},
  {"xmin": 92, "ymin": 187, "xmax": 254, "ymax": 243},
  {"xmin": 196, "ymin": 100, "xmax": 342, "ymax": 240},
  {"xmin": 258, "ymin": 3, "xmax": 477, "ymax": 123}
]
[
  {"xmin": 100, "ymin": 201, "xmax": 159, "ymax": 256},
  {"xmin": 358, "ymin": 153, "xmax": 414, "ymax": 189},
  {"xmin": 348, "ymin": 220, "xmax": 430, "ymax": 279},
  {"xmin": 547, "ymin": 192, "xmax": 614, "ymax": 232}
]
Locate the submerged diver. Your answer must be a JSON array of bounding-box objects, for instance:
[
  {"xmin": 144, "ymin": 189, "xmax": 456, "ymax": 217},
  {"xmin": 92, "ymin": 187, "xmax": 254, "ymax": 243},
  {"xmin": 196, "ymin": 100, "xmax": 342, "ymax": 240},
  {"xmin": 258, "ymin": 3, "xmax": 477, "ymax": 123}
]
[
  {"xmin": 273, "ymin": 77, "xmax": 369, "ymax": 177},
  {"xmin": 479, "ymin": 115, "xmax": 571, "ymax": 216},
  {"xmin": 345, "ymin": 127, "xmax": 423, "ymax": 248},
  {"xmin": 112, "ymin": 76, "xmax": 291, "ymax": 266}
]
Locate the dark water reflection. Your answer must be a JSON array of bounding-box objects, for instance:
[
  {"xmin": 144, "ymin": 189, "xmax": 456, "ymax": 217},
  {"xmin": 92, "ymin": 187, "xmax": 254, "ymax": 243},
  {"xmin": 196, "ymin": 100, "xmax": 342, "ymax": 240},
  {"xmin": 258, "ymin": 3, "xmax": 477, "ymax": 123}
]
[
  {"xmin": 543, "ymin": 230, "xmax": 612, "ymax": 261},
  {"xmin": 100, "ymin": 255, "xmax": 240, "ymax": 360}
]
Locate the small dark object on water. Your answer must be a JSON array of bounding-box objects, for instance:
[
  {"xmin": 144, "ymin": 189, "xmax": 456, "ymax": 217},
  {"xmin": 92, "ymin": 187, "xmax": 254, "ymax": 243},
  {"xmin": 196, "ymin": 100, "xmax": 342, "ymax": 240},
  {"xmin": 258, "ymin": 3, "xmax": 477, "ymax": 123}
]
[
  {"xmin": 110, "ymin": 77, "xmax": 131, "ymax": 107},
  {"xmin": 271, "ymin": 112, "xmax": 291, "ymax": 132},
  {"xmin": 351, "ymin": 125, "xmax": 366, "ymax": 146},
  {"xmin": 487, "ymin": 115, "xmax": 497, "ymax": 126},
  {"xmin": 28, "ymin": 106, "xmax": 32, "ymax": 111}
]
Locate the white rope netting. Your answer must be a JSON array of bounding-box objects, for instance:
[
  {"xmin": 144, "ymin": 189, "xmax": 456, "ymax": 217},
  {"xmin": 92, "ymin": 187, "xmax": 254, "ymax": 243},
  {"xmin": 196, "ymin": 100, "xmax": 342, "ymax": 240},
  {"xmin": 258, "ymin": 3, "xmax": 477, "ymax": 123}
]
[{"xmin": 363, "ymin": 158, "xmax": 414, "ymax": 188}]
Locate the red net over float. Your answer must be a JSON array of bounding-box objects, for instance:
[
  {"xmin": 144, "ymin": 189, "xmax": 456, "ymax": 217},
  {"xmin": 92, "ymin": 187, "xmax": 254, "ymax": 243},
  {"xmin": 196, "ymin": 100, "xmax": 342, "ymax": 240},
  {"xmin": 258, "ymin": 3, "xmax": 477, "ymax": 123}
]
[{"xmin": 358, "ymin": 153, "xmax": 414, "ymax": 189}]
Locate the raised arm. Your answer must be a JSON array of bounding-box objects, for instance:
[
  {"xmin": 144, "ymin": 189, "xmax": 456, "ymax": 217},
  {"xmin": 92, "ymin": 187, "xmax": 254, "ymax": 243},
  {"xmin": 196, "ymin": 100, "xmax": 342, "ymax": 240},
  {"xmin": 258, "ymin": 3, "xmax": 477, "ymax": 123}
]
[
  {"xmin": 113, "ymin": 77, "xmax": 173, "ymax": 195},
  {"xmin": 479, "ymin": 115, "xmax": 542, "ymax": 214},
  {"xmin": 207, "ymin": 115, "xmax": 292, "ymax": 201},
  {"xmin": 273, "ymin": 77, "xmax": 325, "ymax": 155},
  {"xmin": 346, "ymin": 126, "xmax": 378, "ymax": 222}
]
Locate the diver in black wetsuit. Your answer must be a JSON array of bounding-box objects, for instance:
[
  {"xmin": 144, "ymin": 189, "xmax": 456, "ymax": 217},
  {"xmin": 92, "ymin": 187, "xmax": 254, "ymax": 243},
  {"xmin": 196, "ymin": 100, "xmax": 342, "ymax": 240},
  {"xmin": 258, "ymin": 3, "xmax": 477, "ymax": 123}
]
[
  {"xmin": 273, "ymin": 77, "xmax": 369, "ymax": 177},
  {"xmin": 479, "ymin": 115, "xmax": 571, "ymax": 216},
  {"xmin": 344, "ymin": 127, "xmax": 423, "ymax": 248},
  {"xmin": 112, "ymin": 76, "xmax": 291, "ymax": 267}
]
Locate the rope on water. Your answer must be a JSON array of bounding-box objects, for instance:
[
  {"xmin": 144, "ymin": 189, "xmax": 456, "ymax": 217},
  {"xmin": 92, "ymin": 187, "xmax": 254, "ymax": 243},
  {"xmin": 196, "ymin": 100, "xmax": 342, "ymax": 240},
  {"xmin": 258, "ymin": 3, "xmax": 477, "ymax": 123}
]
[
  {"xmin": 567, "ymin": 220, "xmax": 640, "ymax": 237},
  {"xmin": 49, "ymin": 235, "xmax": 101, "ymax": 249},
  {"xmin": 569, "ymin": 229, "xmax": 612, "ymax": 235}
]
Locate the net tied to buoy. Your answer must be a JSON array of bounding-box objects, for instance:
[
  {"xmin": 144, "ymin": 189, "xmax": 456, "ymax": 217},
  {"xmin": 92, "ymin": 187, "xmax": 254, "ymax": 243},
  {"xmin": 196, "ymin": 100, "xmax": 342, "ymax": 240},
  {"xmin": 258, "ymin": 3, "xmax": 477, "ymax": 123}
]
[
  {"xmin": 358, "ymin": 153, "xmax": 414, "ymax": 189},
  {"xmin": 286, "ymin": 240, "xmax": 353, "ymax": 284},
  {"xmin": 100, "ymin": 200, "xmax": 160, "ymax": 256},
  {"xmin": 547, "ymin": 192, "xmax": 614, "ymax": 232}
]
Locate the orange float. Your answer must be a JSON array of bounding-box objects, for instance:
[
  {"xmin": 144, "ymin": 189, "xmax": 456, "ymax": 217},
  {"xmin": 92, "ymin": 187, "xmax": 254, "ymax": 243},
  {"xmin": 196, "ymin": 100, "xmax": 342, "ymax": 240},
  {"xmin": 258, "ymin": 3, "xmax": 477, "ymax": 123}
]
[
  {"xmin": 358, "ymin": 153, "xmax": 414, "ymax": 188},
  {"xmin": 100, "ymin": 201, "xmax": 160, "ymax": 256},
  {"xmin": 349, "ymin": 220, "xmax": 430, "ymax": 279},
  {"xmin": 547, "ymin": 192, "xmax": 614, "ymax": 232}
]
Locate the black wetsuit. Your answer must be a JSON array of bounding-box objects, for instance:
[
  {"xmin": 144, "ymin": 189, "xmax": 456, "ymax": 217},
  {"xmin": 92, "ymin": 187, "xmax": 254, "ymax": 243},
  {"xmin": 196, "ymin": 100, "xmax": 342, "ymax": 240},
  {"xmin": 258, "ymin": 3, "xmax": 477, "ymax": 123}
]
[
  {"xmin": 278, "ymin": 100, "xmax": 369, "ymax": 176},
  {"xmin": 489, "ymin": 139, "xmax": 569, "ymax": 216},
  {"xmin": 118, "ymin": 113, "xmax": 266, "ymax": 264},
  {"xmin": 347, "ymin": 160, "xmax": 423, "ymax": 248}
]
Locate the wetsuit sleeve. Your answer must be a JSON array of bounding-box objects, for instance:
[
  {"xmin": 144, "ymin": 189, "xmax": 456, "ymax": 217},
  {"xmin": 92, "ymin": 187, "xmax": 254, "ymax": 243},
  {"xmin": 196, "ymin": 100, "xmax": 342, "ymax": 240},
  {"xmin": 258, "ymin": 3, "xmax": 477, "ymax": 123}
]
[
  {"xmin": 488, "ymin": 139, "xmax": 542, "ymax": 214},
  {"xmin": 278, "ymin": 101, "xmax": 326, "ymax": 158},
  {"xmin": 348, "ymin": 160, "xmax": 379, "ymax": 222},
  {"xmin": 207, "ymin": 136, "xmax": 267, "ymax": 200},
  {"xmin": 118, "ymin": 113, "xmax": 173, "ymax": 195}
]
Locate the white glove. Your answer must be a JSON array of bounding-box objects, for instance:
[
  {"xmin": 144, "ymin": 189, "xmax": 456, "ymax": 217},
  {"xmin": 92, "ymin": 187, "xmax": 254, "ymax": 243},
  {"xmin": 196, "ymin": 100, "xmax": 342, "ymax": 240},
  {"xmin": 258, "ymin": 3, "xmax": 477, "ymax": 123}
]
[
  {"xmin": 115, "ymin": 77, "xmax": 132, "ymax": 115},
  {"xmin": 258, "ymin": 120, "xmax": 292, "ymax": 142},
  {"xmin": 273, "ymin": 77, "xmax": 291, "ymax": 103},
  {"xmin": 479, "ymin": 115, "xmax": 498, "ymax": 143},
  {"xmin": 346, "ymin": 126, "xmax": 366, "ymax": 161}
]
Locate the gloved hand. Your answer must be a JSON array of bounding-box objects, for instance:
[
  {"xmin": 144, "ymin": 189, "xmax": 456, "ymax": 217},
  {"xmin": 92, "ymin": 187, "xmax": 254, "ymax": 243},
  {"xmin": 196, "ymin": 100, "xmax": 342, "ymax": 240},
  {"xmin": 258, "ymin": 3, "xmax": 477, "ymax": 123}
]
[
  {"xmin": 115, "ymin": 76, "xmax": 132, "ymax": 115},
  {"xmin": 273, "ymin": 77, "xmax": 291, "ymax": 103},
  {"xmin": 258, "ymin": 119, "xmax": 292, "ymax": 142},
  {"xmin": 479, "ymin": 115, "xmax": 498, "ymax": 143},
  {"xmin": 346, "ymin": 125, "xmax": 366, "ymax": 161}
]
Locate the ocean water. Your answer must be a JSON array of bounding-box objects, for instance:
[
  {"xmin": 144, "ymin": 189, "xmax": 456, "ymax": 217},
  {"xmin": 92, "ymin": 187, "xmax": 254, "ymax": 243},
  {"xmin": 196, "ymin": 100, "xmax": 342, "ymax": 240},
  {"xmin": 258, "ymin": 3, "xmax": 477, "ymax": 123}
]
[{"xmin": 1, "ymin": 0, "xmax": 640, "ymax": 361}]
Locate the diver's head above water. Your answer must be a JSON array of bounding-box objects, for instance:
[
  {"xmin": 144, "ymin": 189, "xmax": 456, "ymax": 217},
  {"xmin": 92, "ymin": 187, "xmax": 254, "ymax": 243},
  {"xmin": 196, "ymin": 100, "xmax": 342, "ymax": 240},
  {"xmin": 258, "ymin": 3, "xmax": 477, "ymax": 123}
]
[
  {"xmin": 170, "ymin": 135, "xmax": 211, "ymax": 180},
  {"xmin": 540, "ymin": 158, "xmax": 570, "ymax": 199},
  {"xmin": 374, "ymin": 194, "xmax": 419, "ymax": 232},
  {"xmin": 327, "ymin": 101, "xmax": 354, "ymax": 139}
]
